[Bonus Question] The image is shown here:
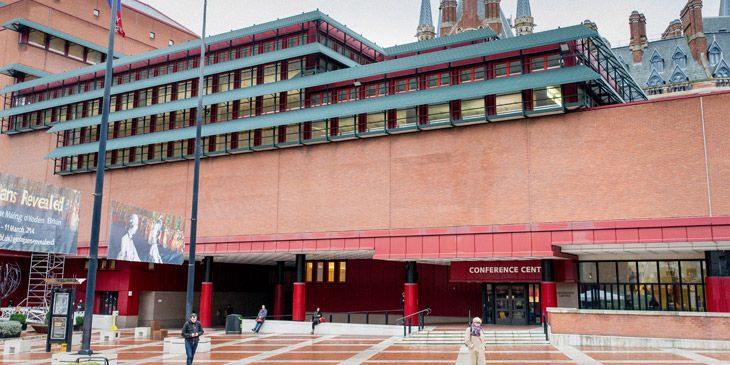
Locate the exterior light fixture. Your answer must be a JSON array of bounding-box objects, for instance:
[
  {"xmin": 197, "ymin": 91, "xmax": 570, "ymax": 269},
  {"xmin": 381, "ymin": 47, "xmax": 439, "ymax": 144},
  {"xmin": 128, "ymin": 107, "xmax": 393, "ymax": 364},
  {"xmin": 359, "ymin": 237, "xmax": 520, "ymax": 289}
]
[
  {"xmin": 353, "ymin": 81, "xmax": 361, "ymax": 86},
  {"xmin": 93, "ymin": 9, "xmax": 100, "ymax": 17}
]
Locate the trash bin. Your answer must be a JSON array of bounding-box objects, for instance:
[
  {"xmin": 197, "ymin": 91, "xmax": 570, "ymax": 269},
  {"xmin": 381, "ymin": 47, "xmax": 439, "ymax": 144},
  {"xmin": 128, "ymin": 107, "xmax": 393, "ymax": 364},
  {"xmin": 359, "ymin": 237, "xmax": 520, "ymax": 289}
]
[{"xmin": 225, "ymin": 314, "xmax": 241, "ymax": 334}]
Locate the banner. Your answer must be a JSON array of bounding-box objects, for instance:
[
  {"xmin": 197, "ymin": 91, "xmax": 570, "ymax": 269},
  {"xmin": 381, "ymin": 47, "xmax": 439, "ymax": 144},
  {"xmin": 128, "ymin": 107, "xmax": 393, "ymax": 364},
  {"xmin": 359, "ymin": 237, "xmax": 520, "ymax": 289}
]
[
  {"xmin": 107, "ymin": 201, "xmax": 185, "ymax": 264},
  {"xmin": 0, "ymin": 173, "xmax": 80, "ymax": 254},
  {"xmin": 450, "ymin": 260, "xmax": 542, "ymax": 283}
]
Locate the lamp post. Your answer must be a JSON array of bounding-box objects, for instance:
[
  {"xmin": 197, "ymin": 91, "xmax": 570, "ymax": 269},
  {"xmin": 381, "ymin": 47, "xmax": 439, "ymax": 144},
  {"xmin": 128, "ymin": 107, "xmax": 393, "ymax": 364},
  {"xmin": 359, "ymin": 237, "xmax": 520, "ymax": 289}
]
[
  {"xmin": 78, "ymin": 0, "xmax": 118, "ymax": 356},
  {"xmin": 186, "ymin": 0, "xmax": 208, "ymax": 319}
]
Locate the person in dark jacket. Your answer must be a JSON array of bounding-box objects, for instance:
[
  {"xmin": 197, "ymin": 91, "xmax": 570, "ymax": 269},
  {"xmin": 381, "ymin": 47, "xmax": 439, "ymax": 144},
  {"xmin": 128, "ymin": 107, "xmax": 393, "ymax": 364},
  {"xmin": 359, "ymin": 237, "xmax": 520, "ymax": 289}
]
[
  {"xmin": 311, "ymin": 307, "xmax": 323, "ymax": 334},
  {"xmin": 181, "ymin": 313, "xmax": 204, "ymax": 365},
  {"xmin": 252, "ymin": 305, "xmax": 267, "ymax": 333}
]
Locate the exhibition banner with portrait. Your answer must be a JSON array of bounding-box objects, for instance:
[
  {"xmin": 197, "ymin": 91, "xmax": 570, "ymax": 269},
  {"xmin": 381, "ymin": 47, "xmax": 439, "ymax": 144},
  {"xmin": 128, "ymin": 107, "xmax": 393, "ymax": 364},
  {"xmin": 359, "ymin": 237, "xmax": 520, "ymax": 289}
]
[
  {"xmin": 0, "ymin": 172, "xmax": 80, "ymax": 254},
  {"xmin": 107, "ymin": 201, "xmax": 185, "ymax": 264}
]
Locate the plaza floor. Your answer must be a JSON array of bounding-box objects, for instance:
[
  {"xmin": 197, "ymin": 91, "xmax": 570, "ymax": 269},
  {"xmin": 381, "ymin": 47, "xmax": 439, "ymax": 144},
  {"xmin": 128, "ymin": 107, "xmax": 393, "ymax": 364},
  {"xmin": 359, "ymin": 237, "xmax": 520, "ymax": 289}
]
[{"xmin": 2, "ymin": 328, "xmax": 729, "ymax": 364}]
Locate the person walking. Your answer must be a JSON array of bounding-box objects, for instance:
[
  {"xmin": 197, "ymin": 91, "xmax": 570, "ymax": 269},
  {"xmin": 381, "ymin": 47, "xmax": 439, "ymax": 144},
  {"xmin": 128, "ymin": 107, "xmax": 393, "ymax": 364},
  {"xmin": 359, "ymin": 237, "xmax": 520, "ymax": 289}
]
[
  {"xmin": 464, "ymin": 317, "xmax": 486, "ymax": 365},
  {"xmin": 181, "ymin": 312, "xmax": 204, "ymax": 365},
  {"xmin": 310, "ymin": 307, "xmax": 323, "ymax": 334},
  {"xmin": 252, "ymin": 305, "xmax": 268, "ymax": 333}
]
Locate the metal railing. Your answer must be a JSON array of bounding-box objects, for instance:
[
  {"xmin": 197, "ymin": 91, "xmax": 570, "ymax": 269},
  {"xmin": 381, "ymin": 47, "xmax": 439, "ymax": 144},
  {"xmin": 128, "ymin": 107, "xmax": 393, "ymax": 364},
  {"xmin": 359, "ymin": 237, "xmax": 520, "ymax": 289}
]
[
  {"xmin": 542, "ymin": 313, "xmax": 549, "ymax": 341},
  {"xmin": 342, "ymin": 309, "xmax": 402, "ymax": 325},
  {"xmin": 395, "ymin": 308, "xmax": 431, "ymax": 337}
]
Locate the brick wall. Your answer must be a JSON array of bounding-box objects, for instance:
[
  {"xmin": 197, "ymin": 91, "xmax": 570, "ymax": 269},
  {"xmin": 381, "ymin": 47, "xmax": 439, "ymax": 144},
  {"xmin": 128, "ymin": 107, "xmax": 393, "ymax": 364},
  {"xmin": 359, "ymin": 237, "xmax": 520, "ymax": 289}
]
[{"xmin": 548, "ymin": 308, "xmax": 730, "ymax": 341}]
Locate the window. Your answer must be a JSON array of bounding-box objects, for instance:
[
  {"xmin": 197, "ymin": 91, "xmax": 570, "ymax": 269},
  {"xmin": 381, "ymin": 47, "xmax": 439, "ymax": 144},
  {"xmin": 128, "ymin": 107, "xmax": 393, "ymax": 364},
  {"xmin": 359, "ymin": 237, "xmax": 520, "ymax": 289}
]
[
  {"xmin": 650, "ymin": 52, "xmax": 664, "ymax": 71},
  {"xmin": 395, "ymin": 77, "xmax": 418, "ymax": 93},
  {"xmin": 579, "ymin": 260, "xmax": 706, "ymax": 312},
  {"xmin": 709, "ymin": 45, "xmax": 722, "ymax": 66},
  {"xmin": 530, "ymin": 54, "xmax": 562, "ymax": 72},
  {"xmin": 337, "ymin": 87, "xmax": 357, "ymax": 102},
  {"xmin": 427, "ymin": 103, "xmax": 449, "ymax": 123},
  {"xmin": 495, "ymin": 93, "xmax": 523, "ymax": 115},
  {"xmin": 533, "ymin": 86, "xmax": 562, "ymax": 109},
  {"xmin": 395, "ymin": 108, "xmax": 418, "ymax": 128},
  {"xmin": 28, "ymin": 29, "xmax": 45, "ymax": 47},
  {"xmin": 365, "ymin": 82, "xmax": 386, "ymax": 98},
  {"xmin": 672, "ymin": 50, "xmax": 686, "ymax": 68},
  {"xmin": 87, "ymin": 50, "xmax": 103, "ymax": 64},
  {"xmin": 310, "ymin": 91, "xmax": 330, "ymax": 107},
  {"xmin": 48, "ymin": 37, "xmax": 66, "ymax": 54},
  {"xmin": 427, "ymin": 72, "xmax": 450, "ymax": 88},
  {"xmin": 495, "ymin": 60, "xmax": 522, "ymax": 78},
  {"xmin": 99, "ymin": 291, "xmax": 118, "ymax": 315},
  {"xmin": 460, "ymin": 65, "xmax": 486, "ymax": 83},
  {"xmin": 305, "ymin": 261, "xmax": 347, "ymax": 283},
  {"xmin": 461, "ymin": 98, "xmax": 485, "ymax": 120}
]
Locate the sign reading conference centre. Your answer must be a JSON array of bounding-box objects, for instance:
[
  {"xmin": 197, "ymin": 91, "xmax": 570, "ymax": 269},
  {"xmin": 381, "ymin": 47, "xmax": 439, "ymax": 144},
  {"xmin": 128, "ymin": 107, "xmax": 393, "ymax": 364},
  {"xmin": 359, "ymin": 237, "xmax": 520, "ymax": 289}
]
[
  {"xmin": 450, "ymin": 260, "xmax": 542, "ymax": 282},
  {"xmin": 107, "ymin": 201, "xmax": 185, "ymax": 265},
  {"xmin": 0, "ymin": 172, "xmax": 81, "ymax": 255}
]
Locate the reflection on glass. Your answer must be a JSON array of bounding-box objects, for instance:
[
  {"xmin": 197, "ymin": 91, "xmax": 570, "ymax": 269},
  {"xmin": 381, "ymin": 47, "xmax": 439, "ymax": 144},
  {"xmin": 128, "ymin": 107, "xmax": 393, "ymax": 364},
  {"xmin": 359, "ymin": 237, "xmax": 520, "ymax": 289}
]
[
  {"xmin": 638, "ymin": 262, "xmax": 658, "ymax": 283},
  {"xmin": 618, "ymin": 262, "xmax": 637, "ymax": 283},
  {"xmin": 659, "ymin": 261, "xmax": 680, "ymax": 283},
  {"xmin": 599, "ymin": 262, "xmax": 617, "ymax": 282},
  {"xmin": 681, "ymin": 261, "xmax": 702, "ymax": 283},
  {"xmin": 580, "ymin": 262, "xmax": 597, "ymax": 283},
  {"xmin": 327, "ymin": 262, "xmax": 335, "ymax": 283},
  {"xmin": 338, "ymin": 261, "xmax": 346, "ymax": 283}
]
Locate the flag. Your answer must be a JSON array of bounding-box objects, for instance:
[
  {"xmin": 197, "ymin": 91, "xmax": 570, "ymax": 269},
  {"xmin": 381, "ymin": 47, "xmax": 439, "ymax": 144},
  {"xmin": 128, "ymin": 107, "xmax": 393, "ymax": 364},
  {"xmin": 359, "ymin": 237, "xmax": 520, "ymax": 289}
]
[{"xmin": 107, "ymin": 0, "xmax": 126, "ymax": 37}]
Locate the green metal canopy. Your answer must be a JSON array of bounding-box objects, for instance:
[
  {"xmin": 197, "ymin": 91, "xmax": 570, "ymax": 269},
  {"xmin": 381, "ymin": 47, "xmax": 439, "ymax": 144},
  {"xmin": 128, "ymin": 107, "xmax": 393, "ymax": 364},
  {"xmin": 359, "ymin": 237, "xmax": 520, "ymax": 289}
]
[
  {"xmin": 46, "ymin": 67, "xmax": 602, "ymax": 159},
  {"xmin": 0, "ymin": 64, "xmax": 50, "ymax": 78}
]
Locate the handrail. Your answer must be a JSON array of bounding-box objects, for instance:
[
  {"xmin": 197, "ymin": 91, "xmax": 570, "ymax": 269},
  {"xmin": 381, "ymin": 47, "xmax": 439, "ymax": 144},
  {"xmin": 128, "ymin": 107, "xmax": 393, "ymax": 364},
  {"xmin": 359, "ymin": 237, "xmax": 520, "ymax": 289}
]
[{"xmin": 395, "ymin": 308, "xmax": 431, "ymax": 324}]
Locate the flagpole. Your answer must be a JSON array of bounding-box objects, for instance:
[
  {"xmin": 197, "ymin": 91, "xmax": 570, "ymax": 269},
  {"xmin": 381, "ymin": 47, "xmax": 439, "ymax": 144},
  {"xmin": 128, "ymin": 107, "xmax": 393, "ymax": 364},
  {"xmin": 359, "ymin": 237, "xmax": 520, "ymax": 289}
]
[
  {"xmin": 186, "ymin": 0, "xmax": 208, "ymax": 319},
  {"xmin": 78, "ymin": 0, "xmax": 118, "ymax": 356}
]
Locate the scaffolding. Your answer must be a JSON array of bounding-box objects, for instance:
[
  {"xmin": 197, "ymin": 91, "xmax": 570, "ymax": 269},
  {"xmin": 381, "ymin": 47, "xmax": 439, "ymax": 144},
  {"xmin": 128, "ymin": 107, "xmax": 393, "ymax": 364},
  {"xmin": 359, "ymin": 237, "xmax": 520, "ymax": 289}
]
[{"xmin": 23, "ymin": 252, "xmax": 65, "ymax": 309}]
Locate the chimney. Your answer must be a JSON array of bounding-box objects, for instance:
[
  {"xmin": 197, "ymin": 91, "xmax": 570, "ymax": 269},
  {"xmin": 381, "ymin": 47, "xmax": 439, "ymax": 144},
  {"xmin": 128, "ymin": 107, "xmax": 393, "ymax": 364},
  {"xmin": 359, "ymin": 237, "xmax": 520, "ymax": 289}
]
[
  {"xmin": 680, "ymin": 0, "xmax": 708, "ymax": 64},
  {"xmin": 439, "ymin": 0, "xmax": 457, "ymax": 36},
  {"xmin": 661, "ymin": 19, "xmax": 683, "ymax": 40},
  {"xmin": 484, "ymin": 0, "xmax": 502, "ymax": 35},
  {"xmin": 629, "ymin": 11, "xmax": 648, "ymax": 63}
]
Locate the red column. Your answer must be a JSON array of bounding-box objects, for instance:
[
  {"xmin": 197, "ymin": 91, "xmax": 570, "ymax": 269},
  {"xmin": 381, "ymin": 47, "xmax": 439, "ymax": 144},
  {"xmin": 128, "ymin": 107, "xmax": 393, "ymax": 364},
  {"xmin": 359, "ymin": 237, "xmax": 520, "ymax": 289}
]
[
  {"xmin": 404, "ymin": 283, "xmax": 419, "ymax": 326},
  {"xmin": 706, "ymin": 277, "xmax": 730, "ymax": 312},
  {"xmin": 200, "ymin": 282, "xmax": 213, "ymax": 328},
  {"xmin": 292, "ymin": 282, "xmax": 306, "ymax": 321},
  {"xmin": 541, "ymin": 282, "xmax": 558, "ymax": 321},
  {"xmin": 273, "ymin": 284, "xmax": 284, "ymax": 320}
]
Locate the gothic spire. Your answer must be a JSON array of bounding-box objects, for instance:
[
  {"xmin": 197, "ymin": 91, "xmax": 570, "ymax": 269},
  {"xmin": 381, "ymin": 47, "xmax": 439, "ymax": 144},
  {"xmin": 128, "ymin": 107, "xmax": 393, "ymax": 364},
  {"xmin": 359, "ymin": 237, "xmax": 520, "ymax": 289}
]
[
  {"xmin": 417, "ymin": 0, "xmax": 436, "ymax": 40},
  {"xmin": 516, "ymin": 0, "xmax": 531, "ymax": 18},
  {"xmin": 722, "ymin": 0, "xmax": 730, "ymax": 16},
  {"xmin": 419, "ymin": 0, "xmax": 434, "ymax": 27}
]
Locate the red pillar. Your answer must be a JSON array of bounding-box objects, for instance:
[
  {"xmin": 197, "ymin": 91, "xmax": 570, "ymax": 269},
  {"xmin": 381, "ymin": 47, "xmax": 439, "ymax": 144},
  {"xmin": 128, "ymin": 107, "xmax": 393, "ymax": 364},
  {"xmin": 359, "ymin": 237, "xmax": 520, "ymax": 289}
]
[
  {"xmin": 273, "ymin": 284, "xmax": 284, "ymax": 319},
  {"xmin": 404, "ymin": 283, "xmax": 419, "ymax": 326},
  {"xmin": 706, "ymin": 277, "xmax": 730, "ymax": 312},
  {"xmin": 540, "ymin": 281, "xmax": 558, "ymax": 321},
  {"xmin": 200, "ymin": 282, "xmax": 213, "ymax": 327},
  {"xmin": 292, "ymin": 282, "xmax": 305, "ymax": 321}
]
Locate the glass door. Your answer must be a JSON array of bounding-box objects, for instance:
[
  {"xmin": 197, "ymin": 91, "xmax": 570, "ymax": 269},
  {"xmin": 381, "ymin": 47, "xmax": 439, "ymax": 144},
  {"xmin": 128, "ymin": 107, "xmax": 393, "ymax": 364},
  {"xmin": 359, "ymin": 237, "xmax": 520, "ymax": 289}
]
[{"xmin": 494, "ymin": 284, "xmax": 529, "ymax": 325}]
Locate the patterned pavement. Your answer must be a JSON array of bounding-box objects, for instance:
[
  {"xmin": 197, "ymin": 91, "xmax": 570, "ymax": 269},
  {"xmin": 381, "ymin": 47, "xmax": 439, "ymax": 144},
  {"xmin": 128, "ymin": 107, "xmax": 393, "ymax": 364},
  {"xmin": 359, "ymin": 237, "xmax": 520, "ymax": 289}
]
[{"xmin": 1, "ymin": 328, "xmax": 728, "ymax": 364}]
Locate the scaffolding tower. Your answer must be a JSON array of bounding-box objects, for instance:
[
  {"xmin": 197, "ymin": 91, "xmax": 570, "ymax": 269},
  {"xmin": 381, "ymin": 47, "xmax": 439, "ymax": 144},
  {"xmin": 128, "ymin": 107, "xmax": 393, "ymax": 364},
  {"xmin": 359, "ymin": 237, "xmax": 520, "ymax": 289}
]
[{"xmin": 24, "ymin": 252, "xmax": 65, "ymax": 308}]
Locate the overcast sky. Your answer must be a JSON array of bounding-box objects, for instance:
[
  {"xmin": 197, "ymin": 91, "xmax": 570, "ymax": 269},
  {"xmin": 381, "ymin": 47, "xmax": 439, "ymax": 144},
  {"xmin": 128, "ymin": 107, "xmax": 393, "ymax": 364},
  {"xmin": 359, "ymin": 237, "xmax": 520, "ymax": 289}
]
[{"xmin": 143, "ymin": 0, "xmax": 726, "ymax": 48}]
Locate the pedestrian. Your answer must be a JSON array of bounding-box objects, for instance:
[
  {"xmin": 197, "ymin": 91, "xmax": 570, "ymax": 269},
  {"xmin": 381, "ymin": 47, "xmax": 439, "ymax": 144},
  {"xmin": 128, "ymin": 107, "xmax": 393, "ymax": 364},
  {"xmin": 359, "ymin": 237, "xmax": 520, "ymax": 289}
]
[
  {"xmin": 310, "ymin": 307, "xmax": 323, "ymax": 334},
  {"xmin": 225, "ymin": 304, "xmax": 233, "ymax": 316},
  {"xmin": 400, "ymin": 292, "xmax": 405, "ymax": 316},
  {"xmin": 464, "ymin": 317, "xmax": 486, "ymax": 365},
  {"xmin": 181, "ymin": 312, "xmax": 204, "ymax": 365},
  {"xmin": 252, "ymin": 305, "xmax": 267, "ymax": 333}
]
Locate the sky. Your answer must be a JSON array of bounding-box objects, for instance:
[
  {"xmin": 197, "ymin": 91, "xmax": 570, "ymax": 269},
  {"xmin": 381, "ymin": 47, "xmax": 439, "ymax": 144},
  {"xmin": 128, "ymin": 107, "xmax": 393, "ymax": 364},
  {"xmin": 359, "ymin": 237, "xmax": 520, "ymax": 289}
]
[{"xmin": 143, "ymin": 0, "xmax": 727, "ymax": 48}]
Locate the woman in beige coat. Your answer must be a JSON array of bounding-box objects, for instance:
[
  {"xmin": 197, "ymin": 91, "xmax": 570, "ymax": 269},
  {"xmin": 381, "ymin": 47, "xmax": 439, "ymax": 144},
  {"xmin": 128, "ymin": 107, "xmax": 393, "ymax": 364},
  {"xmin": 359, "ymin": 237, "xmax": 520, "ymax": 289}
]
[{"xmin": 464, "ymin": 317, "xmax": 486, "ymax": 365}]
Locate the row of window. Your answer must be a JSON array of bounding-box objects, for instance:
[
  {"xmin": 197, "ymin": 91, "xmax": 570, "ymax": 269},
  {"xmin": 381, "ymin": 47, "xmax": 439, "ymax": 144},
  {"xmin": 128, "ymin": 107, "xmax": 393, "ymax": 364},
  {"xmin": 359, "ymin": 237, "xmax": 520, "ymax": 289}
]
[
  {"xmin": 579, "ymin": 260, "xmax": 706, "ymax": 312},
  {"xmin": 6, "ymin": 52, "xmax": 570, "ymax": 135},
  {"xmin": 53, "ymin": 85, "xmax": 582, "ymax": 174},
  {"xmin": 9, "ymin": 17, "xmax": 383, "ymax": 108},
  {"xmin": 20, "ymin": 28, "xmax": 105, "ymax": 65},
  {"xmin": 305, "ymin": 261, "xmax": 347, "ymax": 284}
]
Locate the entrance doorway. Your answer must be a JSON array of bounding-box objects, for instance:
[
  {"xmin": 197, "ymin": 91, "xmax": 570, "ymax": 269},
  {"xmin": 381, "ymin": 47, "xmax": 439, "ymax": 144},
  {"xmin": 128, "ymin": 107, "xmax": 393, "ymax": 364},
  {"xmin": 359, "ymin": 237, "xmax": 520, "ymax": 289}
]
[{"xmin": 495, "ymin": 284, "xmax": 528, "ymax": 325}]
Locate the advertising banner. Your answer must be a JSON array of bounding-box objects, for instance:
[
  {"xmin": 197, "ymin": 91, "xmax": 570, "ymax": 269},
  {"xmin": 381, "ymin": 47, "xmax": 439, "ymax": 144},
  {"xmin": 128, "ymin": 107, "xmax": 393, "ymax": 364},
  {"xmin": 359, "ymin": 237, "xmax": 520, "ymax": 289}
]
[
  {"xmin": 0, "ymin": 172, "xmax": 80, "ymax": 255},
  {"xmin": 107, "ymin": 201, "xmax": 185, "ymax": 264},
  {"xmin": 450, "ymin": 260, "xmax": 542, "ymax": 282}
]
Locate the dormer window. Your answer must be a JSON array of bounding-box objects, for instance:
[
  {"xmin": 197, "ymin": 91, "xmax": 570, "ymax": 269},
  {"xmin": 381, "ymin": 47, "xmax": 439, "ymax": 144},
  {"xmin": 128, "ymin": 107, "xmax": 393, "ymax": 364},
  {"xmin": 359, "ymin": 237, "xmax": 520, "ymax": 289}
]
[
  {"xmin": 650, "ymin": 51, "xmax": 664, "ymax": 71},
  {"xmin": 709, "ymin": 41, "xmax": 723, "ymax": 66},
  {"xmin": 672, "ymin": 47, "xmax": 686, "ymax": 68}
]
